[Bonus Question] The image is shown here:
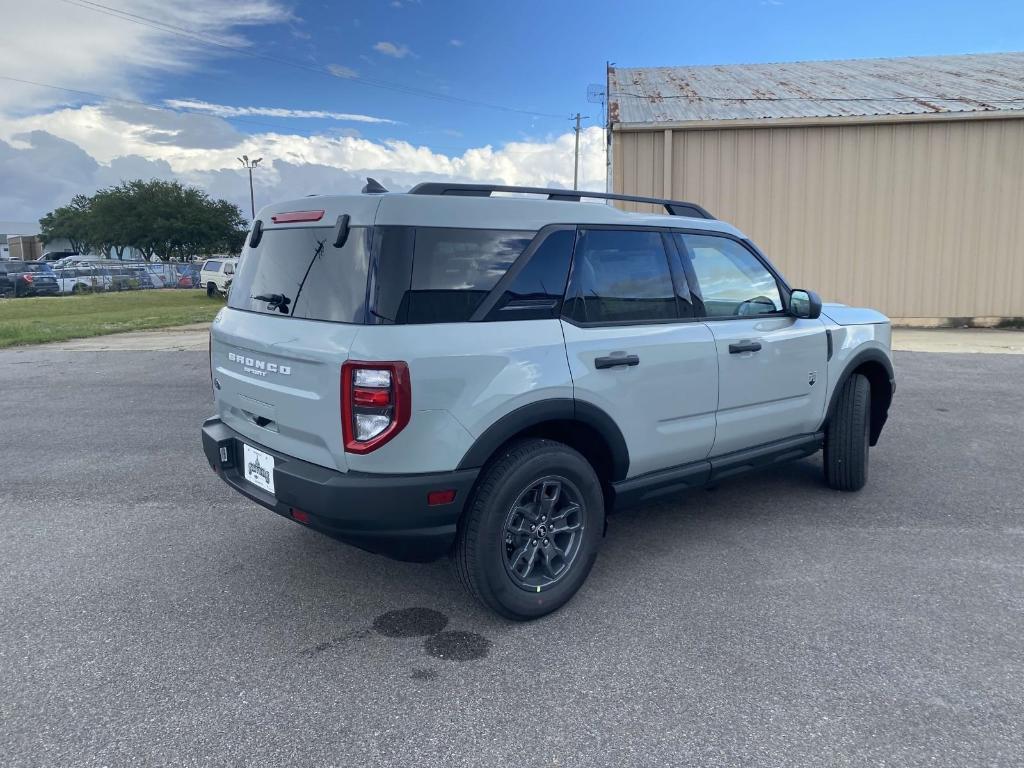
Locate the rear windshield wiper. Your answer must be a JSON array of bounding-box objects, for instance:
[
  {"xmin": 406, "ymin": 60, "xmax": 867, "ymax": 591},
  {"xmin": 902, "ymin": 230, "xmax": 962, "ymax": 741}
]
[{"xmin": 252, "ymin": 293, "xmax": 292, "ymax": 313}]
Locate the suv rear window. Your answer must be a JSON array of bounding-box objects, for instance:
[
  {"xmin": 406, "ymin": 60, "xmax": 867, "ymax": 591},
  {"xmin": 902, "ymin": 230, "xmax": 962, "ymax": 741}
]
[
  {"xmin": 204, "ymin": 261, "xmax": 221, "ymax": 272},
  {"xmin": 229, "ymin": 226, "xmax": 371, "ymax": 323}
]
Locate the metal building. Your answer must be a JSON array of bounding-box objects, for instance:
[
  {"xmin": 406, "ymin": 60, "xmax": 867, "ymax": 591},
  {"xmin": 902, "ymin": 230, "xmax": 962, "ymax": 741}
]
[{"xmin": 608, "ymin": 53, "xmax": 1024, "ymax": 322}]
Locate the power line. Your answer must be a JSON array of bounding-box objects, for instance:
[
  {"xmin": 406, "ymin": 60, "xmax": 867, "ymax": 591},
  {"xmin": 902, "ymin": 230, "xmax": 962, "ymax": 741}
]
[{"xmin": 54, "ymin": 0, "xmax": 565, "ymax": 119}]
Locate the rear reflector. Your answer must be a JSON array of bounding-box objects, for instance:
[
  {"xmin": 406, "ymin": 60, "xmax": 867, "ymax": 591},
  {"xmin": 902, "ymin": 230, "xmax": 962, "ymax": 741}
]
[
  {"xmin": 271, "ymin": 210, "xmax": 325, "ymax": 223},
  {"xmin": 290, "ymin": 508, "xmax": 311, "ymax": 524},
  {"xmin": 427, "ymin": 490, "xmax": 457, "ymax": 506}
]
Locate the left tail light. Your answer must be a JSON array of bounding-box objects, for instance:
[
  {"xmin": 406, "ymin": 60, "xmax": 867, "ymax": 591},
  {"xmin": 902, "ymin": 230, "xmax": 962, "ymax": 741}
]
[
  {"xmin": 341, "ymin": 361, "xmax": 410, "ymax": 454},
  {"xmin": 23, "ymin": 273, "xmax": 34, "ymax": 284}
]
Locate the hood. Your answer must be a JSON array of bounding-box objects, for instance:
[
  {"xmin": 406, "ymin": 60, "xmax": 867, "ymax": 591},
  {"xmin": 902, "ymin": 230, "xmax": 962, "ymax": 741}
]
[{"xmin": 821, "ymin": 303, "xmax": 890, "ymax": 326}]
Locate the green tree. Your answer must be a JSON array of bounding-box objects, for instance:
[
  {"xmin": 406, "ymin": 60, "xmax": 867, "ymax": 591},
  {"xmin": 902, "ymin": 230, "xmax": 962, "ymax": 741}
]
[
  {"xmin": 38, "ymin": 194, "xmax": 92, "ymax": 254},
  {"xmin": 39, "ymin": 180, "xmax": 248, "ymax": 261}
]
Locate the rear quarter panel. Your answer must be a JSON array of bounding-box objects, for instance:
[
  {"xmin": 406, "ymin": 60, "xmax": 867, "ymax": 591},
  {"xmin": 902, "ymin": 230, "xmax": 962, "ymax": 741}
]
[{"xmin": 346, "ymin": 319, "xmax": 573, "ymax": 474}]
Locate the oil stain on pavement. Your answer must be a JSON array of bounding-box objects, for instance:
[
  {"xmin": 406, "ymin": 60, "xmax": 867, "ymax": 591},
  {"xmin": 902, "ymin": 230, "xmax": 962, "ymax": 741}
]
[{"xmin": 372, "ymin": 607, "xmax": 493, "ymax": 666}]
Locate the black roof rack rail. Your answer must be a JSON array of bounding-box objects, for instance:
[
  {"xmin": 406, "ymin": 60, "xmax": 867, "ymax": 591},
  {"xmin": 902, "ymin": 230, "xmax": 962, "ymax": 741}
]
[{"xmin": 406, "ymin": 183, "xmax": 714, "ymax": 220}]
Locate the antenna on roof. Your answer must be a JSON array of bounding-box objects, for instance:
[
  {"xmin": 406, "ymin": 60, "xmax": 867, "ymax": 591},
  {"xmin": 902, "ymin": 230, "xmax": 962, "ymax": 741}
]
[{"xmin": 362, "ymin": 178, "xmax": 388, "ymax": 194}]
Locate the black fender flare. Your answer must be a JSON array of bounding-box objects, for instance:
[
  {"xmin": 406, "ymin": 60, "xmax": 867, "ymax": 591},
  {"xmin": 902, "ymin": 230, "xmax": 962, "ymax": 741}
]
[
  {"xmin": 823, "ymin": 346, "xmax": 895, "ymax": 445},
  {"xmin": 456, "ymin": 398, "xmax": 630, "ymax": 481}
]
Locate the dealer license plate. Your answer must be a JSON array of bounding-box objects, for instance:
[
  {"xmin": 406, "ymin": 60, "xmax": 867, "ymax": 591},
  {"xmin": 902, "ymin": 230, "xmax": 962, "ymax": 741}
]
[{"xmin": 242, "ymin": 443, "xmax": 275, "ymax": 495}]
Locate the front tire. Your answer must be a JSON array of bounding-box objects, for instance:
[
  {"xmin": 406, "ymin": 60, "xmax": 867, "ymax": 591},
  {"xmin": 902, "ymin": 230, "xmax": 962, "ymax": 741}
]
[
  {"xmin": 824, "ymin": 373, "xmax": 871, "ymax": 491},
  {"xmin": 453, "ymin": 439, "xmax": 604, "ymax": 620}
]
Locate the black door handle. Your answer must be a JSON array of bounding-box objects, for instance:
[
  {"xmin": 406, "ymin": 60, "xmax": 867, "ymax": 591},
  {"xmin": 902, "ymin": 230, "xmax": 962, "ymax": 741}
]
[
  {"xmin": 595, "ymin": 353, "xmax": 640, "ymax": 370},
  {"xmin": 728, "ymin": 340, "xmax": 762, "ymax": 354}
]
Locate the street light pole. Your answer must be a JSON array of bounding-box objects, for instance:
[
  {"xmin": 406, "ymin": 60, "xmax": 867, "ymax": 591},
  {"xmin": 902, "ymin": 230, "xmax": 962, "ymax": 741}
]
[{"xmin": 237, "ymin": 155, "xmax": 263, "ymax": 219}]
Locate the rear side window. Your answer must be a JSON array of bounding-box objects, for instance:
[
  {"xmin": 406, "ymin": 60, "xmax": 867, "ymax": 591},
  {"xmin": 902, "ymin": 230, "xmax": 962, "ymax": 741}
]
[
  {"xmin": 228, "ymin": 226, "xmax": 371, "ymax": 323},
  {"xmin": 403, "ymin": 228, "xmax": 533, "ymax": 324},
  {"xmin": 563, "ymin": 229, "xmax": 678, "ymax": 324},
  {"xmin": 483, "ymin": 228, "xmax": 576, "ymax": 321}
]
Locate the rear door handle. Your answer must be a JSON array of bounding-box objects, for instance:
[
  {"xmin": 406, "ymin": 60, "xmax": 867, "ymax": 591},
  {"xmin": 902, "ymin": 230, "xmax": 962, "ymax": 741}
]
[
  {"xmin": 728, "ymin": 340, "xmax": 762, "ymax": 354},
  {"xmin": 594, "ymin": 353, "xmax": 640, "ymax": 370}
]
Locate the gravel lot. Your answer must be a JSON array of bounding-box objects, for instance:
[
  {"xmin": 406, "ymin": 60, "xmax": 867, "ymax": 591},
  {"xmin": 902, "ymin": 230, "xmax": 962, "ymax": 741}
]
[{"xmin": 1, "ymin": 347, "xmax": 1022, "ymax": 767}]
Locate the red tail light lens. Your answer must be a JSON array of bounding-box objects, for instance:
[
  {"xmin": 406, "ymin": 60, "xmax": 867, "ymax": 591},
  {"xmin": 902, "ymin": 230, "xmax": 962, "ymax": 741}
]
[
  {"xmin": 341, "ymin": 361, "xmax": 410, "ymax": 454},
  {"xmin": 23, "ymin": 273, "xmax": 34, "ymax": 283}
]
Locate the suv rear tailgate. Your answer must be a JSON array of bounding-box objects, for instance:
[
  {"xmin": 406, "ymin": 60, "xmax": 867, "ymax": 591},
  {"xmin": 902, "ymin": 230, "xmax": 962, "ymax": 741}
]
[{"xmin": 212, "ymin": 309, "xmax": 358, "ymax": 472}]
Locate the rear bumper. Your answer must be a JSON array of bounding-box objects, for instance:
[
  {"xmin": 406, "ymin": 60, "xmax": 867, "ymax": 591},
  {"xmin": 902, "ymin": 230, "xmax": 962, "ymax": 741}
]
[{"xmin": 201, "ymin": 418, "xmax": 477, "ymax": 562}]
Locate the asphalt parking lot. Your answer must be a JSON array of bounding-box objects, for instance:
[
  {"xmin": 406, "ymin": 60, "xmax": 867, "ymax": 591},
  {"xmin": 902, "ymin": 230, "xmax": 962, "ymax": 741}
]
[{"xmin": 2, "ymin": 346, "xmax": 1023, "ymax": 767}]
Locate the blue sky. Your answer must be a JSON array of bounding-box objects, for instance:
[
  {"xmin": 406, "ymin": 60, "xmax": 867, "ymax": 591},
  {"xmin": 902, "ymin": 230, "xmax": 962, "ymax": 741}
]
[
  {"xmin": 166, "ymin": 0, "xmax": 1024, "ymax": 150},
  {"xmin": 1, "ymin": 0, "xmax": 1022, "ymax": 220}
]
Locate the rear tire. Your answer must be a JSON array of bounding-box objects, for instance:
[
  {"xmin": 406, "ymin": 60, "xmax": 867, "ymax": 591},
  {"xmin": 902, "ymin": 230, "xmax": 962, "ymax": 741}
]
[
  {"xmin": 453, "ymin": 439, "xmax": 604, "ymax": 621},
  {"xmin": 206, "ymin": 282, "xmax": 216, "ymax": 297},
  {"xmin": 824, "ymin": 373, "xmax": 870, "ymax": 491}
]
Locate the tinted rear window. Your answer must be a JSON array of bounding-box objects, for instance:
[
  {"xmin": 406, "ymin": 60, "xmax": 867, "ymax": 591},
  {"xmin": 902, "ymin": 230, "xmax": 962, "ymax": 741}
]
[
  {"xmin": 402, "ymin": 228, "xmax": 533, "ymax": 323},
  {"xmin": 204, "ymin": 261, "xmax": 221, "ymax": 272},
  {"xmin": 228, "ymin": 226, "xmax": 371, "ymax": 323}
]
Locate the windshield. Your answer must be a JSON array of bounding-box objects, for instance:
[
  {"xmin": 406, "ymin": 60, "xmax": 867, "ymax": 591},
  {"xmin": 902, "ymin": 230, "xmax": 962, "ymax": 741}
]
[{"xmin": 228, "ymin": 226, "xmax": 371, "ymax": 323}]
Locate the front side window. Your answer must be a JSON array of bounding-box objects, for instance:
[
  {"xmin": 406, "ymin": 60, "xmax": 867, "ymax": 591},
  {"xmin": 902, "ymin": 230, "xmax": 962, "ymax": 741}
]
[
  {"xmin": 677, "ymin": 234, "xmax": 783, "ymax": 318},
  {"xmin": 563, "ymin": 229, "xmax": 677, "ymax": 324}
]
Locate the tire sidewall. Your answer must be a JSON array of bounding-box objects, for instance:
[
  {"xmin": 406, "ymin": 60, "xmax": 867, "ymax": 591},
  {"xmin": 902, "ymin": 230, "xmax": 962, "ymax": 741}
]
[{"xmin": 473, "ymin": 445, "xmax": 603, "ymax": 619}]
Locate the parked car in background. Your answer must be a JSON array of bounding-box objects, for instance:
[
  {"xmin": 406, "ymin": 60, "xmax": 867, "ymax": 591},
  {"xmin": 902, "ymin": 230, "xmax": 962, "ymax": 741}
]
[
  {"xmin": 52, "ymin": 255, "xmax": 102, "ymax": 270},
  {"xmin": 38, "ymin": 250, "xmax": 79, "ymax": 263},
  {"xmin": 0, "ymin": 261, "xmax": 60, "ymax": 297},
  {"xmin": 200, "ymin": 258, "xmax": 237, "ymax": 296}
]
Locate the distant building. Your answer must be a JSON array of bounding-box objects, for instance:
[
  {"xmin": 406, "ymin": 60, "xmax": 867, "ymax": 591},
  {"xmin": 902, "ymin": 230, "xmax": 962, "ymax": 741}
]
[
  {"xmin": 608, "ymin": 52, "xmax": 1024, "ymax": 321},
  {"xmin": 0, "ymin": 221, "xmax": 41, "ymax": 259}
]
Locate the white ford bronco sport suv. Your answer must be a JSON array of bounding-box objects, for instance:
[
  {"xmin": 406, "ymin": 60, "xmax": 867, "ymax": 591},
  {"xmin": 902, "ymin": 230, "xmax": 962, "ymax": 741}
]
[{"xmin": 202, "ymin": 180, "xmax": 894, "ymax": 620}]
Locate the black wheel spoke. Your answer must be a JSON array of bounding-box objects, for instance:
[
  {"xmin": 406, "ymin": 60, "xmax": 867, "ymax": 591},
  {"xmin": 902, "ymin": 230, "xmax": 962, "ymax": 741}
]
[{"xmin": 538, "ymin": 480, "xmax": 561, "ymax": 520}]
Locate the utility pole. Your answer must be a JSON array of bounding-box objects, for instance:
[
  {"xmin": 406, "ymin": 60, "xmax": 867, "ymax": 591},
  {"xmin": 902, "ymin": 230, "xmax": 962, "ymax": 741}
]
[
  {"xmin": 237, "ymin": 155, "xmax": 263, "ymax": 219},
  {"xmin": 571, "ymin": 113, "xmax": 589, "ymax": 191}
]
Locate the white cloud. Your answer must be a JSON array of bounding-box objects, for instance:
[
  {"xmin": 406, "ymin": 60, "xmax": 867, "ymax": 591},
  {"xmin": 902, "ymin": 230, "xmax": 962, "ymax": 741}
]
[
  {"xmin": 327, "ymin": 64, "xmax": 358, "ymax": 79},
  {"xmin": 449, "ymin": 39, "xmax": 464, "ymax": 47},
  {"xmin": 373, "ymin": 41, "xmax": 414, "ymax": 59},
  {"xmin": 0, "ymin": 1, "xmax": 290, "ymax": 113},
  {"xmin": 0, "ymin": 104, "xmax": 606, "ymax": 221},
  {"xmin": 164, "ymin": 99, "xmax": 396, "ymax": 124}
]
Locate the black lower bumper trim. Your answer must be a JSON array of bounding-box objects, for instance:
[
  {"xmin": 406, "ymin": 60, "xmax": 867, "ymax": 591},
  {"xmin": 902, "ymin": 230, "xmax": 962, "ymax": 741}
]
[{"xmin": 201, "ymin": 418, "xmax": 478, "ymax": 562}]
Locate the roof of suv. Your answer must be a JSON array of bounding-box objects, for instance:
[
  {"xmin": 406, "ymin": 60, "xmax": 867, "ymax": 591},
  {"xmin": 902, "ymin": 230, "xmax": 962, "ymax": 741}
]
[{"xmin": 255, "ymin": 188, "xmax": 746, "ymax": 239}]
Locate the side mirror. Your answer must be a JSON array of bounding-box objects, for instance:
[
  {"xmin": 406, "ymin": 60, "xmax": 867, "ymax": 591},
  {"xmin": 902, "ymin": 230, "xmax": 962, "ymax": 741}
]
[{"xmin": 790, "ymin": 289, "xmax": 822, "ymax": 320}]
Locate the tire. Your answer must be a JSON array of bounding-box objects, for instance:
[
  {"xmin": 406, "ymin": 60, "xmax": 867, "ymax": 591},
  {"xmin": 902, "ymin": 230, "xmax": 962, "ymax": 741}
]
[
  {"xmin": 453, "ymin": 439, "xmax": 605, "ymax": 621},
  {"xmin": 824, "ymin": 373, "xmax": 871, "ymax": 491},
  {"xmin": 71, "ymin": 283, "xmax": 88, "ymax": 295},
  {"xmin": 206, "ymin": 282, "xmax": 216, "ymax": 297}
]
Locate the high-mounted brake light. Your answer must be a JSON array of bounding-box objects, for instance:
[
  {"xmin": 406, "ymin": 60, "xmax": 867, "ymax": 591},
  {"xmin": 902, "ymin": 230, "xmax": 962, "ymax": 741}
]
[
  {"xmin": 271, "ymin": 210, "xmax": 325, "ymax": 223},
  {"xmin": 341, "ymin": 361, "xmax": 410, "ymax": 454}
]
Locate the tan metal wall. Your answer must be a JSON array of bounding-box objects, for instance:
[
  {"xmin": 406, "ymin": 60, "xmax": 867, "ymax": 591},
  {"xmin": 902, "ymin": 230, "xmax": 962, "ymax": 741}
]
[{"xmin": 613, "ymin": 118, "xmax": 1024, "ymax": 319}]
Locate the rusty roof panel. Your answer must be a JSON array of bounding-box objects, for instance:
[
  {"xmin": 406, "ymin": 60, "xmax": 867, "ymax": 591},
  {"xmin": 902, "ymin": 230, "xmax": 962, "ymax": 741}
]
[{"xmin": 609, "ymin": 52, "xmax": 1024, "ymax": 125}]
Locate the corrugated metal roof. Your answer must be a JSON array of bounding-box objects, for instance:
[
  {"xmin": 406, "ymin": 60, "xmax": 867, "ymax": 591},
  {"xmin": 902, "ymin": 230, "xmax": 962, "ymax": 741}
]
[{"xmin": 609, "ymin": 52, "xmax": 1024, "ymax": 125}]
